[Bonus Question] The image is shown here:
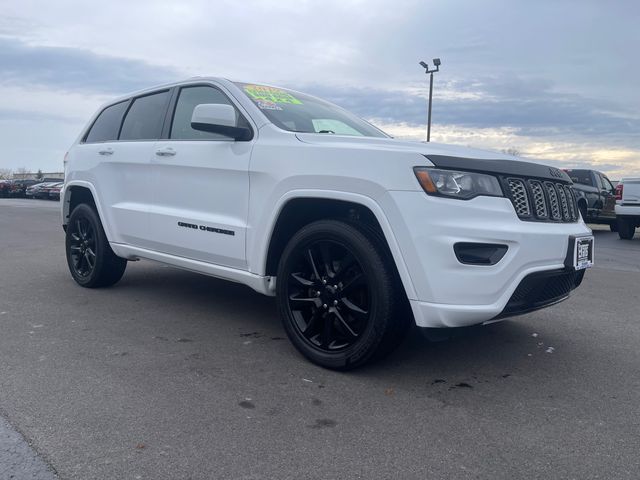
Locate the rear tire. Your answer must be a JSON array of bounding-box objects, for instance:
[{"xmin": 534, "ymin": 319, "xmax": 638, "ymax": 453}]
[
  {"xmin": 276, "ymin": 220, "xmax": 407, "ymax": 370},
  {"xmin": 65, "ymin": 204, "xmax": 127, "ymax": 287},
  {"xmin": 618, "ymin": 218, "xmax": 636, "ymax": 240}
]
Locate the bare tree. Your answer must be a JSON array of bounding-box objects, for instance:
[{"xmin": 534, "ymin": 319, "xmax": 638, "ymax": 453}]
[
  {"xmin": 0, "ymin": 168, "xmax": 12, "ymax": 179},
  {"xmin": 501, "ymin": 147, "xmax": 521, "ymax": 157}
]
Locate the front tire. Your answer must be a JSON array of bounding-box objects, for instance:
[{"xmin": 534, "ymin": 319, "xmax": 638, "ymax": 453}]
[
  {"xmin": 618, "ymin": 218, "xmax": 636, "ymax": 240},
  {"xmin": 276, "ymin": 220, "xmax": 406, "ymax": 370},
  {"xmin": 65, "ymin": 204, "xmax": 127, "ymax": 287}
]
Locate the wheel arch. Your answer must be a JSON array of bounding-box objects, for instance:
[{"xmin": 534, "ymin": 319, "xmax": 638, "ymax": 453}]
[
  {"xmin": 62, "ymin": 181, "xmax": 113, "ymax": 240},
  {"xmin": 261, "ymin": 191, "xmax": 417, "ymax": 300}
]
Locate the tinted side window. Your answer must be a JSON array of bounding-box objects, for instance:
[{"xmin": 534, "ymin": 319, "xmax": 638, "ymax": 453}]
[
  {"xmin": 600, "ymin": 175, "xmax": 614, "ymax": 192},
  {"xmin": 593, "ymin": 173, "xmax": 603, "ymax": 190},
  {"xmin": 85, "ymin": 101, "xmax": 128, "ymax": 143},
  {"xmin": 567, "ymin": 170, "xmax": 593, "ymax": 187},
  {"xmin": 170, "ymin": 86, "xmax": 240, "ymax": 140},
  {"xmin": 120, "ymin": 90, "xmax": 171, "ymax": 141}
]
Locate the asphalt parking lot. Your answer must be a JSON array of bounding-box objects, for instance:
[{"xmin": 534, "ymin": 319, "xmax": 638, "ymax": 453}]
[{"xmin": 1, "ymin": 198, "xmax": 639, "ymax": 480}]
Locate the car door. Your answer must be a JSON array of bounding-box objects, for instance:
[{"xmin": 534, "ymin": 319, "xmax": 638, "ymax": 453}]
[
  {"xmin": 149, "ymin": 84, "xmax": 253, "ymax": 269},
  {"xmin": 82, "ymin": 90, "xmax": 171, "ymax": 248},
  {"xmin": 599, "ymin": 173, "xmax": 617, "ymax": 219}
]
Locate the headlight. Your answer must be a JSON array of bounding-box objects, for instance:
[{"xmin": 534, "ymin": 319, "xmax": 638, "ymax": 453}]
[{"xmin": 413, "ymin": 167, "xmax": 503, "ymax": 200}]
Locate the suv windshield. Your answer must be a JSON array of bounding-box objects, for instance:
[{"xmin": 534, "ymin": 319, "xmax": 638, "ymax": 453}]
[{"xmin": 235, "ymin": 82, "xmax": 388, "ymax": 138}]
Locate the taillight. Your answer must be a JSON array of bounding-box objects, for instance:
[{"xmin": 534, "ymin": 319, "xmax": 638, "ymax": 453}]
[{"xmin": 615, "ymin": 184, "xmax": 623, "ymax": 201}]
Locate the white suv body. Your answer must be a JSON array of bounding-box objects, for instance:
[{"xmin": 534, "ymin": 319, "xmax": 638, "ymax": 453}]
[{"xmin": 62, "ymin": 77, "xmax": 593, "ymax": 368}]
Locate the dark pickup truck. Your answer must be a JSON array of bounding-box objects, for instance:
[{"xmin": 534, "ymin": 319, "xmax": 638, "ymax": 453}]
[{"xmin": 564, "ymin": 169, "xmax": 617, "ymax": 230}]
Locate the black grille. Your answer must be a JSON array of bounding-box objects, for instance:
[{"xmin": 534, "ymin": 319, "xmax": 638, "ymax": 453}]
[
  {"xmin": 497, "ymin": 268, "xmax": 585, "ymax": 318},
  {"xmin": 503, "ymin": 177, "xmax": 578, "ymax": 223}
]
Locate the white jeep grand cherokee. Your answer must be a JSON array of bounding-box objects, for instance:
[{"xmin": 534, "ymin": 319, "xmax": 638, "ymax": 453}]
[{"xmin": 62, "ymin": 77, "xmax": 594, "ymax": 369}]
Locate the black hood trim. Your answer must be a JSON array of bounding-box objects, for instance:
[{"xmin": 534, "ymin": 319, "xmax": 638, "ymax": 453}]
[{"xmin": 425, "ymin": 155, "xmax": 572, "ymax": 183}]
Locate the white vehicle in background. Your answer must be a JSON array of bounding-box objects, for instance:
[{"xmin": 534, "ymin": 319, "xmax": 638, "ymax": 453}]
[
  {"xmin": 62, "ymin": 77, "xmax": 594, "ymax": 369},
  {"xmin": 615, "ymin": 177, "xmax": 640, "ymax": 239}
]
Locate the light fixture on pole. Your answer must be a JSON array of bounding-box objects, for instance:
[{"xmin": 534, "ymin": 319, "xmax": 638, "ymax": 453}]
[{"xmin": 419, "ymin": 58, "xmax": 441, "ymax": 142}]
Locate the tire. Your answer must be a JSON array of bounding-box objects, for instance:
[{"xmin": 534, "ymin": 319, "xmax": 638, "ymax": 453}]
[
  {"xmin": 609, "ymin": 223, "xmax": 618, "ymax": 232},
  {"xmin": 276, "ymin": 219, "xmax": 407, "ymax": 370},
  {"xmin": 618, "ymin": 218, "xmax": 636, "ymax": 240},
  {"xmin": 65, "ymin": 204, "xmax": 127, "ymax": 288}
]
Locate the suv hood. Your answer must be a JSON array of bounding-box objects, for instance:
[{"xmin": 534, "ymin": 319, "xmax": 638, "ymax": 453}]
[
  {"xmin": 295, "ymin": 133, "xmax": 572, "ymax": 183},
  {"xmin": 295, "ymin": 133, "xmax": 512, "ymax": 160}
]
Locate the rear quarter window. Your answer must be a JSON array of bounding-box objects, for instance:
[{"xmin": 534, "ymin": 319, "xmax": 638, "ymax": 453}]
[{"xmin": 84, "ymin": 101, "xmax": 128, "ymax": 143}]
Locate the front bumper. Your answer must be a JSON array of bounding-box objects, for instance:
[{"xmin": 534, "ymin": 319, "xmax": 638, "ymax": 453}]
[{"xmin": 381, "ymin": 191, "xmax": 592, "ymax": 328}]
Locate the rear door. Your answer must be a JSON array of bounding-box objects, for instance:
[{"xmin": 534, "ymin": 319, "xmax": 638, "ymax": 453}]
[
  {"xmin": 149, "ymin": 84, "xmax": 254, "ymax": 269},
  {"xmin": 96, "ymin": 89, "xmax": 171, "ymax": 248}
]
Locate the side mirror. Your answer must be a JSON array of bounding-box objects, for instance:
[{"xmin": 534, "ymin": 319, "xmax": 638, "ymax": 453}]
[{"xmin": 190, "ymin": 104, "xmax": 252, "ymax": 141}]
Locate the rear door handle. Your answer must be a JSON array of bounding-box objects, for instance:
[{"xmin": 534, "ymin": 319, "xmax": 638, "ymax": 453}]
[
  {"xmin": 98, "ymin": 148, "xmax": 114, "ymax": 156},
  {"xmin": 155, "ymin": 147, "xmax": 176, "ymax": 157}
]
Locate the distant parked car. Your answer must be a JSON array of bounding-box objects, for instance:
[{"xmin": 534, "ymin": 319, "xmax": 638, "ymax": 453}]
[
  {"xmin": 30, "ymin": 181, "xmax": 59, "ymax": 199},
  {"xmin": 38, "ymin": 182, "xmax": 64, "ymax": 200},
  {"xmin": 26, "ymin": 179, "xmax": 60, "ymax": 198},
  {"xmin": 9, "ymin": 179, "xmax": 38, "ymax": 198},
  {"xmin": 563, "ymin": 169, "xmax": 617, "ymax": 230},
  {"xmin": 48, "ymin": 183, "xmax": 63, "ymax": 201},
  {"xmin": 0, "ymin": 180, "xmax": 13, "ymax": 198}
]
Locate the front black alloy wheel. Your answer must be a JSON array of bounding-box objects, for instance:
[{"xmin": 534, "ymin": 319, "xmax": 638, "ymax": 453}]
[
  {"xmin": 287, "ymin": 239, "xmax": 369, "ymax": 352},
  {"xmin": 277, "ymin": 220, "xmax": 407, "ymax": 370},
  {"xmin": 66, "ymin": 204, "xmax": 127, "ymax": 288}
]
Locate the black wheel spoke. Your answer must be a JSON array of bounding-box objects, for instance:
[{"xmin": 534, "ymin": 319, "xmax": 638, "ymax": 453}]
[
  {"xmin": 291, "ymin": 272, "xmax": 314, "ymax": 286},
  {"xmin": 84, "ymin": 251, "xmax": 95, "ymax": 269},
  {"xmin": 321, "ymin": 316, "xmax": 334, "ymax": 348},
  {"xmin": 303, "ymin": 309, "xmax": 323, "ymax": 334},
  {"xmin": 306, "ymin": 249, "xmax": 321, "ymax": 280},
  {"xmin": 334, "ymin": 253, "xmax": 356, "ymax": 281},
  {"xmin": 289, "ymin": 294, "xmax": 321, "ymax": 308},
  {"xmin": 319, "ymin": 243, "xmax": 335, "ymax": 278},
  {"xmin": 333, "ymin": 308, "xmax": 358, "ymax": 338},
  {"xmin": 341, "ymin": 272, "xmax": 364, "ymax": 294},
  {"xmin": 340, "ymin": 298, "xmax": 368, "ymax": 319}
]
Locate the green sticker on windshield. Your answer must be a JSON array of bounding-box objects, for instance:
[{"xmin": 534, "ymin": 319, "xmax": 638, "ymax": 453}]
[{"xmin": 244, "ymin": 85, "xmax": 303, "ymax": 105}]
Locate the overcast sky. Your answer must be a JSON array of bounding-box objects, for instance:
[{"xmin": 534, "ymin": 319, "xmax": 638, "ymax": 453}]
[{"xmin": 1, "ymin": 0, "xmax": 638, "ymax": 177}]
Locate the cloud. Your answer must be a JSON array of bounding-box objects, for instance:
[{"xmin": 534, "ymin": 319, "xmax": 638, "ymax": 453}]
[
  {"xmin": 301, "ymin": 77, "xmax": 640, "ymax": 151},
  {"xmin": 0, "ymin": 37, "xmax": 182, "ymax": 95}
]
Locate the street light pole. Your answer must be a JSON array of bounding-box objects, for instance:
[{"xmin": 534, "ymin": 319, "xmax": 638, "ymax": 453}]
[{"xmin": 419, "ymin": 58, "xmax": 441, "ymax": 142}]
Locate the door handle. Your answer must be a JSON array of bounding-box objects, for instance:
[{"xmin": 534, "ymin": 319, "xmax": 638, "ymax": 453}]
[
  {"xmin": 98, "ymin": 148, "xmax": 114, "ymax": 155},
  {"xmin": 155, "ymin": 147, "xmax": 176, "ymax": 157}
]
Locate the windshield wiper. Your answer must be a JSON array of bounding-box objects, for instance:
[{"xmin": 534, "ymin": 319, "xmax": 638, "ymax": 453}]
[{"xmin": 318, "ymin": 130, "xmax": 335, "ymax": 134}]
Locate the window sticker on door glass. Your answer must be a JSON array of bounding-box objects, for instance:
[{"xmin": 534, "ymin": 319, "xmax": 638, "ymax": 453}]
[
  {"xmin": 244, "ymin": 85, "xmax": 303, "ymax": 104},
  {"xmin": 256, "ymin": 100, "xmax": 283, "ymax": 111}
]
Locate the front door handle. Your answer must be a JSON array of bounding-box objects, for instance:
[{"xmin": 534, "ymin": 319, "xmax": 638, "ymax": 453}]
[
  {"xmin": 155, "ymin": 147, "xmax": 176, "ymax": 157},
  {"xmin": 98, "ymin": 148, "xmax": 114, "ymax": 155}
]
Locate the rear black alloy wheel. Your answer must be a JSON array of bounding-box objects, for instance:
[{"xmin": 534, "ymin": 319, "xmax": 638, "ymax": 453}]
[
  {"xmin": 277, "ymin": 220, "xmax": 406, "ymax": 370},
  {"xmin": 65, "ymin": 204, "xmax": 127, "ymax": 288},
  {"xmin": 68, "ymin": 216, "xmax": 97, "ymax": 278}
]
